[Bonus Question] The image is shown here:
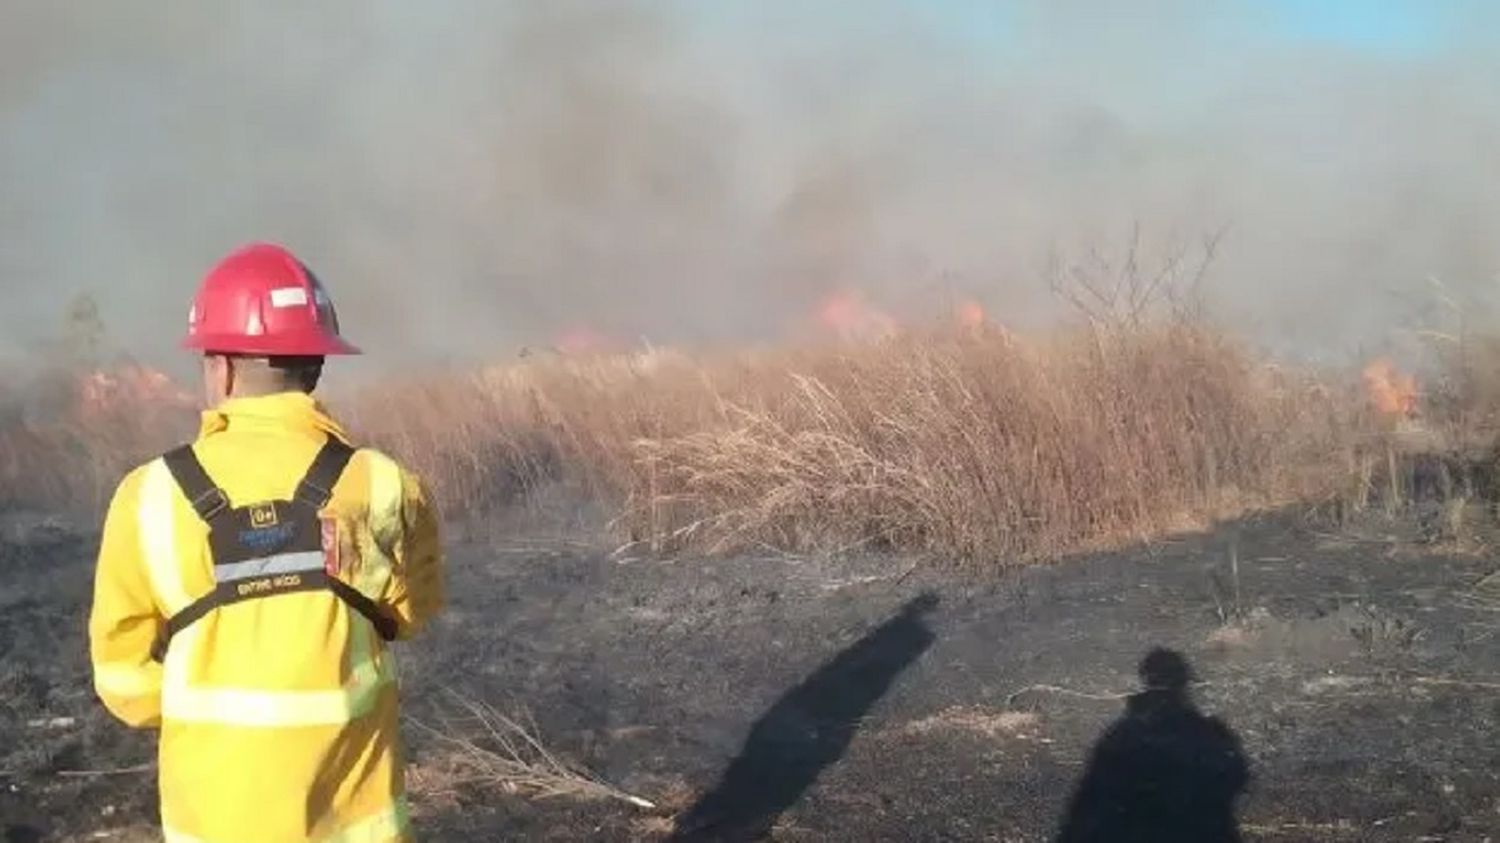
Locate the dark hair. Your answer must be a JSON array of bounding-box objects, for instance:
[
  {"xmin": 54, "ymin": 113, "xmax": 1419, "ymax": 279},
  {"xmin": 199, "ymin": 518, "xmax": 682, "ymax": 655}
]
[
  {"xmin": 211, "ymin": 354, "xmax": 325, "ymax": 394},
  {"xmin": 266, "ymin": 355, "xmax": 324, "ymax": 392}
]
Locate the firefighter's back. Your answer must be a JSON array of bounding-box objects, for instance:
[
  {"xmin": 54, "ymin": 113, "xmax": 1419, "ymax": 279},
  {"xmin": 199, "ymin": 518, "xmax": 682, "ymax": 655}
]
[{"xmin": 96, "ymin": 393, "xmax": 428, "ymax": 843}]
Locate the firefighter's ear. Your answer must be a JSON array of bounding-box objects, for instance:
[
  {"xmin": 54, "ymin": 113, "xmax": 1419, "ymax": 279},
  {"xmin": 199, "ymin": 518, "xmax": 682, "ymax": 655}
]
[
  {"xmin": 201, "ymin": 354, "xmax": 232, "ymax": 407},
  {"xmin": 222, "ymin": 356, "xmax": 237, "ymax": 397}
]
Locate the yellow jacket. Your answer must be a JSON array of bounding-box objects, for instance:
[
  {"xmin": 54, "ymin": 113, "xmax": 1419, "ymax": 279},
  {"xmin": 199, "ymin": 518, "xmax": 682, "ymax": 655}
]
[{"xmin": 88, "ymin": 392, "xmax": 444, "ymax": 843}]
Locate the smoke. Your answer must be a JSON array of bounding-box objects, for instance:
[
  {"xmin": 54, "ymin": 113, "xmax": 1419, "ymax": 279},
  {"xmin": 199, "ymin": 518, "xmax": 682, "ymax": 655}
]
[{"xmin": 2, "ymin": 0, "xmax": 1498, "ymax": 373}]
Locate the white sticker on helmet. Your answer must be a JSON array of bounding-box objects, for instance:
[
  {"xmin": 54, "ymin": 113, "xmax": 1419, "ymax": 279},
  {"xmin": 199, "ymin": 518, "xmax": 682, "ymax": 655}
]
[{"xmin": 269, "ymin": 287, "xmax": 310, "ymax": 308}]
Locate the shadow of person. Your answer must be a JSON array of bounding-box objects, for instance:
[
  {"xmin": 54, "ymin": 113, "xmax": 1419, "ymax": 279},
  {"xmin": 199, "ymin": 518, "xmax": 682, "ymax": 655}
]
[
  {"xmin": 1056, "ymin": 648, "xmax": 1249, "ymax": 843},
  {"xmin": 671, "ymin": 592, "xmax": 940, "ymax": 842}
]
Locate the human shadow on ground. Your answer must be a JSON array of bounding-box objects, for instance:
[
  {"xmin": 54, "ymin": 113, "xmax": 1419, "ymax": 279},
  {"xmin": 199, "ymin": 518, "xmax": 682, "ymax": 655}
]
[
  {"xmin": 670, "ymin": 592, "xmax": 940, "ymax": 842},
  {"xmin": 1055, "ymin": 648, "xmax": 1250, "ymax": 843}
]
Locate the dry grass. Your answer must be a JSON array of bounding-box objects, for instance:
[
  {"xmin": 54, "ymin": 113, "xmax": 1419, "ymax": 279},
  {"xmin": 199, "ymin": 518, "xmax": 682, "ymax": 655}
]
[
  {"xmin": 341, "ymin": 320, "xmax": 1360, "ymax": 565},
  {"xmin": 901, "ymin": 707, "xmax": 1042, "ymax": 740},
  {"xmin": 618, "ymin": 325, "xmax": 1346, "ymax": 563},
  {"xmin": 406, "ymin": 691, "xmax": 654, "ymax": 810},
  {"xmin": 0, "ymin": 318, "xmax": 1474, "ymax": 567},
  {"xmin": 0, "ymin": 364, "xmax": 195, "ymax": 513}
]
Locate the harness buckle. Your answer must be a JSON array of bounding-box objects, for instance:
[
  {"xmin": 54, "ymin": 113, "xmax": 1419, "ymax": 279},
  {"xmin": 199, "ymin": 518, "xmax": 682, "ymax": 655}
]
[
  {"xmin": 191, "ymin": 487, "xmax": 230, "ymax": 521},
  {"xmin": 295, "ymin": 480, "xmax": 333, "ymax": 509}
]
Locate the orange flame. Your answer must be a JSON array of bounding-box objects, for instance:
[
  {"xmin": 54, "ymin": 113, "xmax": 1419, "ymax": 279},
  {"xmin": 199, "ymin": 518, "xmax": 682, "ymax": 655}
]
[
  {"xmin": 76, "ymin": 364, "xmax": 194, "ymax": 420},
  {"xmin": 553, "ymin": 326, "xmax": 613, "ymax": 356},
  {"xmin": 956, "ymin": 299, "xmax": 986, "ymax": 332},
  {"xmin": 815, "ymin": 290, "xmax": 897, "ymax": 341},
  {"xmin": 1362, "ymin": 358, "xmax": 1417, "ymax": 418}
]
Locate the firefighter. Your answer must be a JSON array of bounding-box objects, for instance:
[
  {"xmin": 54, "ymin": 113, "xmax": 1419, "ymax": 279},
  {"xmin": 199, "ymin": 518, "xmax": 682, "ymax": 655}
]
[{"xmin": 88, "ymin": 243, "xmax": 444, "ymax": 842}]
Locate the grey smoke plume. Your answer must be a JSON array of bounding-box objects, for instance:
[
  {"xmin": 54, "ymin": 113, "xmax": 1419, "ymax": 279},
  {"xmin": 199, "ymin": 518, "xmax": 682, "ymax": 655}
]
[{"xmin": 2, "ymin": 1, "xmax": 1497, "ymax": 373}]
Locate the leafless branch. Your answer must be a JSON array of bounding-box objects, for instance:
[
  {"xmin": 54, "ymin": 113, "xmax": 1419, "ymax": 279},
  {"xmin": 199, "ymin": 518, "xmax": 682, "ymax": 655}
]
[{"xmin": 1046, "ymin": 222, "xmax": 1228, "ymax": 331}]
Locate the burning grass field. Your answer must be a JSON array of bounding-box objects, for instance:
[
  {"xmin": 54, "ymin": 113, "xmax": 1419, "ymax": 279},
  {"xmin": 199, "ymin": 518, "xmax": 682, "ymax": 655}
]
[
  {"xmin": 7, "ymin": 317, "xmax": 1500, "ymax": 840},
  {"xmin": 0, "ymin": 318, "xmax": 1406, "ymax": 564}
]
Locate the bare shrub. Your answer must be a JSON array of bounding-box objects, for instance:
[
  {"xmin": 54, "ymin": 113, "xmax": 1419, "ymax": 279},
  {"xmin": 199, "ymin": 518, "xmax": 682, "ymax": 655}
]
[{"xmin": 1045, "ymin": 222, "xmax": 1226, "ymax": 331}]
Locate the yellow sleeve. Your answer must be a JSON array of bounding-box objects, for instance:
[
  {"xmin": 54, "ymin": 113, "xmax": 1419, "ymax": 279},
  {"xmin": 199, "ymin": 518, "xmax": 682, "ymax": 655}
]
[
  {"xmin": 88, "ymin": 466, "xmax": 164, "ymax": 728},
  {"xmin": 383, "ymin": 467, "xmax": 444, "ymax": 639}
]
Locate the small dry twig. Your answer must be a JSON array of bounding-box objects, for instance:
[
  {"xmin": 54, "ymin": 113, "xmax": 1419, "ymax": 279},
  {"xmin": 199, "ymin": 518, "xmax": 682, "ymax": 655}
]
[
  {"xmin": 56, "ymin": 763, "xmax": 155, "ymax": 779},
  {"xmin": 1413, "ymin": 676, "xmax": 1500, "ymax": 692},
  {"xmin": 1007, "ymin": 680, "xmax": 1216, "ymax": 708},
  {"xmin": 1241, "ymin": 820, "xmax": 1361, "ymax": 837}
]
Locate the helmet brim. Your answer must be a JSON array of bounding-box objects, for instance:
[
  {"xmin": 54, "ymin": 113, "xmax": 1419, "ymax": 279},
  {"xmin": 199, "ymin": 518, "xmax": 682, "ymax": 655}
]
[{"xmin": 182, "ymin": 332, "xmax": 362, "ymax": 357}]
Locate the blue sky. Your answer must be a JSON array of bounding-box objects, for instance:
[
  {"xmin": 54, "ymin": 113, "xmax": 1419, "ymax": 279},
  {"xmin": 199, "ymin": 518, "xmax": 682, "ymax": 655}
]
[
  {"xmin": 691, "ymin": 0, "xmax": 1467, "ymax": 71},
  {"xmin": 898, "ymin": 0, "xmax": 1457, "ymax": 56},
  {"xmin": 1265, "ymin": 0, "xmax": 1447, "ymax": 53}
]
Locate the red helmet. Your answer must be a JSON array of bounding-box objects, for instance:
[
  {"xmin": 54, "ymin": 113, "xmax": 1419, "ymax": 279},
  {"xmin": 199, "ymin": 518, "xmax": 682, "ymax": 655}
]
[{"xmin": 182, "ymin": 243, "xmax": 361, "ymax": 356}]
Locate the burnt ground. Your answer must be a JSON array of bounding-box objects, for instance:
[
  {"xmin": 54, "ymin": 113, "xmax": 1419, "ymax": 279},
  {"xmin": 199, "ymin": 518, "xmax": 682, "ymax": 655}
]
[{"xmin": 4, "ymin": 506, "xmax": 1500, "ymax": 842}]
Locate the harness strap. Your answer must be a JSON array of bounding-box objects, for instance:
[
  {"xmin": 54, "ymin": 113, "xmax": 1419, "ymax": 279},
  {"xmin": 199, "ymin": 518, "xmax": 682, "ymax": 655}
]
[
  {"xmin": 151, "ymin": 437, "xmax": 399, "ymax": 664},
  {"xmin": 149, "ymin": 573, "xmax": 327, "ymax": 662},
  {"xmin": 327, "ymin": 577, "xmax": 402, "ymax": 642},
  {"xmin": 162, "ymin": 445, "xmax": 230, "ymax": 521},
  {"xmin": 294, "ymin": 439, "xmax": 355, "ymax": 509},
  {"xmin": 150, "ymin": 571, "xmax": 397, "ymax": 662}
]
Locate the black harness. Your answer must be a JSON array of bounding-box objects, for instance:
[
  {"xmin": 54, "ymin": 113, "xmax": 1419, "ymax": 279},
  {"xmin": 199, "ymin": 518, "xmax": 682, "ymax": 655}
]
[{"xmin": 150, "ymin": 438, "xmax": 399, "ymax": 663}]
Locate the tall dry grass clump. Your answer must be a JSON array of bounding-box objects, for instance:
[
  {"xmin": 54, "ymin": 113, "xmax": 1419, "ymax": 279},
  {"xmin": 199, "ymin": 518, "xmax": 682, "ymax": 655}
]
[
  {"xmin": 616, "ymin": 324, "xmax": 1343, "ymax": 563},
  {"xmin": 1, "ymin": 320, "xmax": 1373, "ymax": 567},
  {"xmin": 335, "ymin": 347, "xmax": 722, "ymax": 515},
  {"xmin": 337, "ymin": 319, "xmax": 1352, "ymax": 566}
]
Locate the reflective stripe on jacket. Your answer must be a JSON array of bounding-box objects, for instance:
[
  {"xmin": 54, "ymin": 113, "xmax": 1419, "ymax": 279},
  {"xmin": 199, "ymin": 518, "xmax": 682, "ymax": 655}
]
[{"xmin": 89, "ymin": 392, "xmax": 444, "ymax": 843}]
